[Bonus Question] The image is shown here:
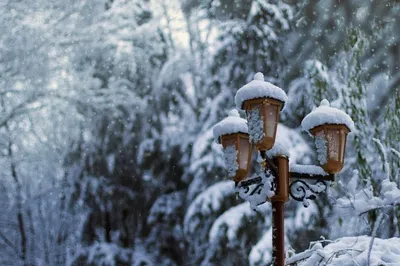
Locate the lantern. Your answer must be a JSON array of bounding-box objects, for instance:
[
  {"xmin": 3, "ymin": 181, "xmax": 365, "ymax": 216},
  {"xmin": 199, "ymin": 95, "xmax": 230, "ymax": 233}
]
[
  {"xmin": 213, "ymin": 110, "xmax": 252, "ymax": 182},
  {"xmin": 220, "ymin": 133, "xmax": 252, "ymax": 182},
  {"xmin": 302, "ymin": 99, "xmax": 354, "ymax": 174},
  {"xmin": 235, "ymin": 72, "xmax": 287, "ymax": 151}
]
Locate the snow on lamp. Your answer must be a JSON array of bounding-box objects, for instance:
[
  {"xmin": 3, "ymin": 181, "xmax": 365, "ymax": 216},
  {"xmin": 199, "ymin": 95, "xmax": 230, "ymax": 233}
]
[
  {"xmin": 235, "ymin": 72, "xmax": 288, "ymax": 151},
  {"xmin": 213, "ymin": 110, "xmax": 252, "ymax": 182},
  {"xmin": 302, "ymin": 99, "xmax": 354, "ymax": 174},
  {"xmin": 265, "ymin": 128, "xmax": 291, "ymax": 202}
]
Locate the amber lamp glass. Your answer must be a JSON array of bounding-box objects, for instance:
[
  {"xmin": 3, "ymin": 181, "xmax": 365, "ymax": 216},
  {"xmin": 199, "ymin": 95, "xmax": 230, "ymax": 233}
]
[
  {"xmin": 310, "ymin": 124, "xmax": 350, "ymax": 174},
  {"xmin": 243, "ymin": 98, "xmax": 282, "ymax": 151},
  {"xmin": 220, "ymin": 133, "xmax": 252, "ymax": 182}
]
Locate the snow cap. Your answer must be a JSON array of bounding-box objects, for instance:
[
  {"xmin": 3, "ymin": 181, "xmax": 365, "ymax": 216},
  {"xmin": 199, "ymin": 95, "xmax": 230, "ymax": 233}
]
[
  {"xmin": 235, "ymin": 72, "xmax": 288, "ymax": 110},
  {"xmin": 213, "ymin": 109, "xmax": 248, "ymax": 143},
  {"xmin": 265, "ymin": 125, "xmax": 290, "ymax": 158},
  {"xmin": 301, "ymin": 99, "xmax": 355, "ymax": 133}
]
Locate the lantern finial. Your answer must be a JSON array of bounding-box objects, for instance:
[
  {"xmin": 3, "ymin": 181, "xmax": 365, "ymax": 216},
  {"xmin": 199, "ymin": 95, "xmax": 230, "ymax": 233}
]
[
  {"xmin": 254, "ymin": 72, "xmax": 264, "ymax": 81},
  {"xmin": 228, "ymin": 109, "xmax": 240, "ymax": 117},
  {"xmin": 320, "ymin": 99, "xmax": 330, "ymax": 106}
]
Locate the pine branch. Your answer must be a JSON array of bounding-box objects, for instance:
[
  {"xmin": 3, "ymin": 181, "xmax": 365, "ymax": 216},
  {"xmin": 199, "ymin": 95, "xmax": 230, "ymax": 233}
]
[
  {"xmin": 370, "ymin": 73, "xmax": 400, "ymax": 121},
  {"xmin": 367, "ymin": 212, "xmax": 386, "ymax": 266},
  {"xmin": 359, "ymin": 204, "xmax": 400, "ymax": 216},
  {"xmin": 0, "ymin": 230, "xmax": 19, "ymax": 255}
]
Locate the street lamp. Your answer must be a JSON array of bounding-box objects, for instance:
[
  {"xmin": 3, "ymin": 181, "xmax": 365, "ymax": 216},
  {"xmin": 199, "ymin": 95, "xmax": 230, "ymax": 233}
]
[{"xmin": 212, "ymin": 73, "xmax": 354, "ymax": 266}]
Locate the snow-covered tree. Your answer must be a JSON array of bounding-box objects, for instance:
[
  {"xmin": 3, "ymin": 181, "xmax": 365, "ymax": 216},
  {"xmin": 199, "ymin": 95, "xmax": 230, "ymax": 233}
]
[{"xmin": 58, "ymin": 0, "xmax": 190, "ymax": 264}]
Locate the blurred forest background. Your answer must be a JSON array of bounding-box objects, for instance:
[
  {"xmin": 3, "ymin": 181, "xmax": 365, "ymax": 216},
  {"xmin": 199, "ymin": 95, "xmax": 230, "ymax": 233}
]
[{"xmin": 0, "ymin": 0, "xmax": 399, "ymax": 265}]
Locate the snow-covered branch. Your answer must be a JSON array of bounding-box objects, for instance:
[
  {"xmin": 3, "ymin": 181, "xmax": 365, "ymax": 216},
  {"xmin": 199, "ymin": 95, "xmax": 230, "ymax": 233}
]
[{"xmin": 287, "ymin": 236, "xmax": 400, "ymax": 265}]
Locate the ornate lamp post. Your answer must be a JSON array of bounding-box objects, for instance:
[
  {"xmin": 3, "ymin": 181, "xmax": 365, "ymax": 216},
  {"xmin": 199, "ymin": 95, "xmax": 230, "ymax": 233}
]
[{"xmin": 213, "ymin": 73, "xmax": 354, "ymax": 266}]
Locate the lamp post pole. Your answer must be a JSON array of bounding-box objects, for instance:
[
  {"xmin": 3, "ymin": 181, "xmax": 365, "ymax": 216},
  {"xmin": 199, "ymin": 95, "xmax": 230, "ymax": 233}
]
[
  {"xmin": 272, "ymin": 201, "xmax": 285, "ymax": 266},
  {"xmin": 261, "ymin": 151, "xmax": 286, "ymax": 266}
]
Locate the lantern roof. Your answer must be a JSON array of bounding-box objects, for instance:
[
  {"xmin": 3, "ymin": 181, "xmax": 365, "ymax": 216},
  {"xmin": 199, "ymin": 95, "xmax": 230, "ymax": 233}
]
[
  {"xmin": 213, "ymin": 109, "xmax": 248, "ymax": 143},
  {"xmin": 301, "ymin": 99, "xmax": 355, "ymax": 133},
  {"xmin": 235, "ymin": 72, "xmax": 288, "ymax": 110}
]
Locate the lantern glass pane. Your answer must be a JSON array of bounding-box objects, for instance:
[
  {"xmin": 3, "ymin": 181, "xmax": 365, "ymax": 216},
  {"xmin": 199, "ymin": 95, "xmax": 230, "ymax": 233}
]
[
  {"xmin": 327, "ymin": 129, "xmax": 340, "ymax": 161},
  {"xmin": 314, "ymin": 130, "xmax": 327, "ymax": 165},
  {"xmin": 340, "ymin": 131, "xmax": 346, "ymax": 161},
  {"xmin": 239, "ymin": 137, "xmax": 250, "ymax": 169},
  {"xmin": 222, "ymin": 137, "xmax": 237, "ymax": 149},
  {"xmin": 246, "ymin": 103, "xmax": 264, "ymax": 144},
  {"xmin": 221, "ymin": 136, "xmax": 239, "ymax": 178},
  {"xmin": 265, "ymin": 103, "xmax": 278, "ymax": 137}
]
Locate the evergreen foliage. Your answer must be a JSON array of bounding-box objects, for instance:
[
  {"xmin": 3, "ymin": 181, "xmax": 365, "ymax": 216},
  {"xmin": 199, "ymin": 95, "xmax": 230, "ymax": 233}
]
[{"xmin": 0, "ymin": 0, "xmax": 399, "ymax": 265}]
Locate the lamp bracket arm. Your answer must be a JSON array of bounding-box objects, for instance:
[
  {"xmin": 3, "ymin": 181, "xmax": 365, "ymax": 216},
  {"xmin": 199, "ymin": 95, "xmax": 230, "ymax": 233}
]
[
  {"xmin": 289, "ymin": 171, "xmax": 334, "ymax": 181},
  {"xmin": 289, "ymin": 179, "xmax": 328, "ymax": 207},
  {"xmin": 238, "ymin": 176, "xmax": 262, "ymax": 188},
  {"xmin": 259, "ymin": 151, "xmax": 278, "ymax": 177},
  {"xmin": 235, "ymin": 175, "xmax": 272, "ymax": 207}
]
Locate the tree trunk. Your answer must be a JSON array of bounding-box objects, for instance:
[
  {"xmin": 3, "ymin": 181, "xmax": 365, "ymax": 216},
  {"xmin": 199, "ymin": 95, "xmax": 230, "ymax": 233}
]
[
  {"xmin": 104, "ymin": 209, "xmax": 112, "ymax": 243},
  {"xmin": 8, "ymin": 130, "xmax": 28, "ymax": 266}
]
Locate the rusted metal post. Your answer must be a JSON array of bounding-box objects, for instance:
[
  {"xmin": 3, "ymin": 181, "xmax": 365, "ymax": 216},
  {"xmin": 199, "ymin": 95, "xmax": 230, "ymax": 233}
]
[{"xmin": 272, "ymin": 201, "xmax": 285, "ymax": 266}]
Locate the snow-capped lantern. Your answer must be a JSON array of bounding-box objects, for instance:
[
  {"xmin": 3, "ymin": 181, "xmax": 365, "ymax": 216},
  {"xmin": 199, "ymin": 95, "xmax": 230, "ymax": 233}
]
[
  {"xmin": 213, "ymin": 110, "xmax": 252, "ymax": 182},
  {"xmin": 302, "ymin": 99, "xmax": 354, "ymax": 174},
  {"xmin": 235, "ymin": 72, "xmax": 287, "ymax": 151}
]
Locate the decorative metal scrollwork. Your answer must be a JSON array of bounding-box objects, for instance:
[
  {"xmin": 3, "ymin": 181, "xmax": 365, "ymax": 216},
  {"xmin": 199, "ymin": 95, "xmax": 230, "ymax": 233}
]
[
  {"xmin": 289, "ymin": 179, "xmax": 327, "ymax": 207},
  {"xmin": 238, "ymin": 176, "xmax": 264, "ymax": 196},
  {"xmin": 239, "ymin": 176, "xmax": 262, "ymax": 189},
  {"xmin": 236, "ymin": 171, "xmax": 276, "ymax": 207}
]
